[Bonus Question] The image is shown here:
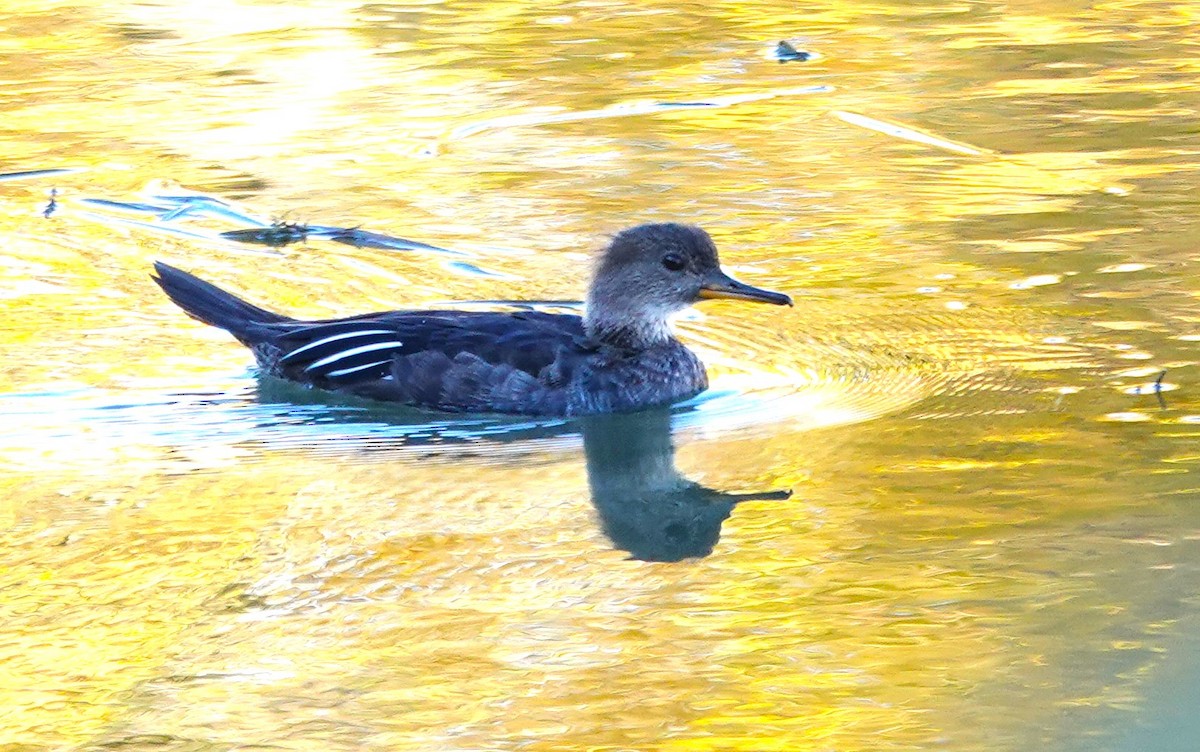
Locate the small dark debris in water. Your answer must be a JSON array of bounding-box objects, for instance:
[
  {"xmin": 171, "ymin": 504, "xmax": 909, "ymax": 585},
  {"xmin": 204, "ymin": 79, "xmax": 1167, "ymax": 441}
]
[
  {"xmin": 775, "ymin": 40, "xmax": 812, "ymax": 63},
  {"xmin": 221, "ymin": 221, "xmax": 310, "ymax": 248},
  {"xmin": 1131, "ymin": 370, "xmax": 1168, "ymax": 410},
  {"xmin": 42, "ymin": 188, "xmax": 58, "ymax": 218}
]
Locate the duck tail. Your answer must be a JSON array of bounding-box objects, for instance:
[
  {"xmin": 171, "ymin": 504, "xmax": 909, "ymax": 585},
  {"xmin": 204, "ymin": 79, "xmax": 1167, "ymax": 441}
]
[{"xmin": 151, "ymin": 261, "xmax": 293, "ymax": 337}]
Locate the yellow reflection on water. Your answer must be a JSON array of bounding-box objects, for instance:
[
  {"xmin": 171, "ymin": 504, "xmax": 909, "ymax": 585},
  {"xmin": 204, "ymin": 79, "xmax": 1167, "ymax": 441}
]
[{"xmin": 2, "ymin": 0, "xmax": 1200, "ymax": 750}]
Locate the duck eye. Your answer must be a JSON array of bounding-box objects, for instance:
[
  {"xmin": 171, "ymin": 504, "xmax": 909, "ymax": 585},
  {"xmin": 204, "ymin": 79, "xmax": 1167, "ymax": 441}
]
[{"xmin": 661, "ymin": 253, "xmax": 686, "ymax": 272}]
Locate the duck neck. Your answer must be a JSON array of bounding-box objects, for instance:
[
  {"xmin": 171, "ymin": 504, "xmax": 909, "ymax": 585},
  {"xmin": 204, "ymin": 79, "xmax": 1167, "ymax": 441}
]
[{"xmin": 584, "ymin": 300, "xmax": 673, "ymax": 351}]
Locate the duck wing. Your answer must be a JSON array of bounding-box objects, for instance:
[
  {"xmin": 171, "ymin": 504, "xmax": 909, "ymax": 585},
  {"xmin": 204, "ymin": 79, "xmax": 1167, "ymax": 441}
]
[{"xmin": 273, "ymin": 309, "xmax": 588, "ymax": 388}]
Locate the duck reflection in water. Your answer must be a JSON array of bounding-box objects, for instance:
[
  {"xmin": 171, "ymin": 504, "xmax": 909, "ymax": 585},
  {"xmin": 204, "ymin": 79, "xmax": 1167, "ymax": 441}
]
[
  {"xmin": 582, "ymin": 409, "xmax": 791, "ymax": 562},
  {"xmin": 246, "ymin": 382, "xmax": 789, "ymax": 563}
]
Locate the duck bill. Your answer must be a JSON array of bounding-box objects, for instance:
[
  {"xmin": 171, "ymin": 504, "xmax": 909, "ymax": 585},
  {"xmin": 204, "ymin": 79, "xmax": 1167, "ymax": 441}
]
[{"xmin": 697, "ymin": 270, "xmax": 793, "ymax": 306}]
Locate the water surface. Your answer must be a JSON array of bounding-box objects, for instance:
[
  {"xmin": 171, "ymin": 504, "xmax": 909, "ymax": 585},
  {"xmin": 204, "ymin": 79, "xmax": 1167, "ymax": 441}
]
[{"xmin": 2, "ymin": 2, "xmax": 1199, "ymax": 750}]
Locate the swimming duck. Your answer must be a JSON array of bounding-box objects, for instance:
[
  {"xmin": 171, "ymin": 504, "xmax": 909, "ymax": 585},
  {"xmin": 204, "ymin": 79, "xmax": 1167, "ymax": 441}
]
[{"xmin": 152, "ymin": 222, "xmax": 791, "ymax": 416}]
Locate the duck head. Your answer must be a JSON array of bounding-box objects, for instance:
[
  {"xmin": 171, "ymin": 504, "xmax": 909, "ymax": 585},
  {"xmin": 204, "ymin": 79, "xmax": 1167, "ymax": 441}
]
[{"xmin": 584, "ymin": 223, "xmax": 792, "ymax": 349}]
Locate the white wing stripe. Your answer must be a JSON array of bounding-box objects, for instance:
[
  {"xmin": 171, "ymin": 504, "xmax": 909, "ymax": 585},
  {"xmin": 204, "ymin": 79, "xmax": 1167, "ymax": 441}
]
[
  {"xmin": 306, "ymin": 341, "xmax": 404, "ymax": 371},
  {"xmin": 285, "ymin": 329, "xmax": 394, "ymax": 360},
  {"xmin": 325, "ymin": 359, "xmax": 392, "ymax": 378}
]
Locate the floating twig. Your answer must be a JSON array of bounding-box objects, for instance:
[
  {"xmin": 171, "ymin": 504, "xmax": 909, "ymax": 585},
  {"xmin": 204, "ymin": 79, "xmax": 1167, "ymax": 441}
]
[
  {"xmin": 833, "ymin": 110, "xmax": 989, "ymax": 156},
  {"xmin": 221, "ymin": 220, "xmax": 310, "ymax": 248}
]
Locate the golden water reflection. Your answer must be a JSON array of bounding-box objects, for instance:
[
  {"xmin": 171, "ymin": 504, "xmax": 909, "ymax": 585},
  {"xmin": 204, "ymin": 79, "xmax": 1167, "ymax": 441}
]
[{"xmin": 2, "ymin": 0, "xmax": 1200, "ymax": 750}]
